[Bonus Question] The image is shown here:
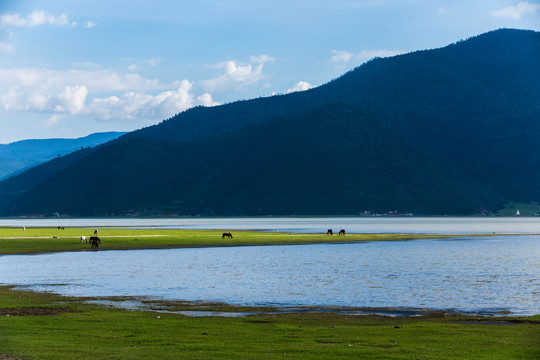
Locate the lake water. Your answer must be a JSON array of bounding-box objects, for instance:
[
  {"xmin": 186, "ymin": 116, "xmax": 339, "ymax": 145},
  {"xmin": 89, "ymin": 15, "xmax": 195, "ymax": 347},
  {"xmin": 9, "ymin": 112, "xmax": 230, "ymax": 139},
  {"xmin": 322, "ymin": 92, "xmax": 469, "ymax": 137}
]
[
  {"xmin": 1, "ymin": 235, "xmax": 538, "ymax": 316},
  {"xmin": 2, "ymin": 216, "xmax": 540, "ymax": 234}
]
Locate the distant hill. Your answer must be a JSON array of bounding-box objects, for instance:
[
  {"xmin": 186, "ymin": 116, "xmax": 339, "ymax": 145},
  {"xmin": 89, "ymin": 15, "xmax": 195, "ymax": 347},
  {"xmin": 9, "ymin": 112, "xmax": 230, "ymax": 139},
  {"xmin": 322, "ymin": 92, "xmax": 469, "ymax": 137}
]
[
  {"xmin": 1, "ymin": 29, "xmax": 539, "ymax": 216},
  {"xmin": 0, "ymin": 132, "xmax": 125, "ymax": 180}
]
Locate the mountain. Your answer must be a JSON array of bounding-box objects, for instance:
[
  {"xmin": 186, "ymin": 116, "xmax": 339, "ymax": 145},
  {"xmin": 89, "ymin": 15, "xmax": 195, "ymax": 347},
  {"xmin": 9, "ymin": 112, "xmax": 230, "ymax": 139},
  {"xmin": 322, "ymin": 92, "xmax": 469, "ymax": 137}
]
[
  {"xmin": 1, "ymin": 29, "xmax": 539, "ymax": 216},
  {"xmin": 0, "ymin": 132, "xmax": 125, "ymax": 180}
]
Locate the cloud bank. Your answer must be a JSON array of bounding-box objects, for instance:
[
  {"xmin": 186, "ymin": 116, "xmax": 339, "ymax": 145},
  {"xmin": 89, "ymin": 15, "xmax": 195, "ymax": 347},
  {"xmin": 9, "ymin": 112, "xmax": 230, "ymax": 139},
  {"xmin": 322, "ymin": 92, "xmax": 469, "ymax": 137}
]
[
  {"xmin": 201, "ymin": 55, "xmax": 275, "ymax": 93},
  {"xmin": 0, "ymin": 54, "xmax": 274, "ymax": 129},
  {"xmin": 0, "ymin": 67, "xmax": 218, "ymax": 124},
  {"xmin": 87, "ymin": 80, "xmax": 218, "ymax": 121},
  {"xmin": 491, "ymin": 2, "xmax": 540, "ymax": 19},
  {"xmin": 0, "ymin": 10, "xmax": 75, "ymax": 28}
]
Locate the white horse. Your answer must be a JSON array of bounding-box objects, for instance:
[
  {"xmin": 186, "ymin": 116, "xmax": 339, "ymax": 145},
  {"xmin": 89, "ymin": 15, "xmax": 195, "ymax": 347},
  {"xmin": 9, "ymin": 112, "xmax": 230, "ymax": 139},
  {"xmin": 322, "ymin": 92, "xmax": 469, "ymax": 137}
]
[{"xmin": 80, "ymin": 236, "xmax": 87, "ymax": 243}]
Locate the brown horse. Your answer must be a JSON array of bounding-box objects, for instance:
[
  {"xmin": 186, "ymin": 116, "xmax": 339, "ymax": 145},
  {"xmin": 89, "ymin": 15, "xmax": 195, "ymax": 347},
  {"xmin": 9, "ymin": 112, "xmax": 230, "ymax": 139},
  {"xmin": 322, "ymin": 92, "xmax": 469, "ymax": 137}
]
[{"xmin": 222, "ymin": 232, "xmax": 233, "ymax": 239}]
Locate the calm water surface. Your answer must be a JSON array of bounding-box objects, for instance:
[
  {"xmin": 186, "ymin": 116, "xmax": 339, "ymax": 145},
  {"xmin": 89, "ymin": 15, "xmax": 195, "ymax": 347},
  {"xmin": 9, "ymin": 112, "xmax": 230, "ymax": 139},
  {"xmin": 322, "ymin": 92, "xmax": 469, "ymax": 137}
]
[
  {"xmin": 2, "ymin": 217, "xmax": 540, "ymax": 234},
  {"xmin": 1, "ymin": 235, "xmax": 538, "ymax": 316}
]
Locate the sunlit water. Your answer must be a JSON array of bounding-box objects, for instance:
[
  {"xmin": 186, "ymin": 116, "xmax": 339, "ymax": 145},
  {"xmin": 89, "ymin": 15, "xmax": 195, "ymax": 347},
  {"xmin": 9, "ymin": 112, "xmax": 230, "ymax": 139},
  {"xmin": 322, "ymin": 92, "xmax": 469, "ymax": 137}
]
[
  {"xmin": 2, "ymin": 216, "xmax": 540, "ymax": 234},
  {"xmin": 1, "ymin": 236, "xmax": 538, "ymax": 316}
]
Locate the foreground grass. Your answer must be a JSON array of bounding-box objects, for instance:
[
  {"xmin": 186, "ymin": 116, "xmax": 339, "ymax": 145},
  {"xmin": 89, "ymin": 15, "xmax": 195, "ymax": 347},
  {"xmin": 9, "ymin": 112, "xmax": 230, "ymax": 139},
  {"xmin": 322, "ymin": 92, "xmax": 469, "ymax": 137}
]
[
  {"xmin": 0, "ymin": 227, "xmax": 450, "ymax": 255},
  {"xmin": 0, "ymin": 287, "xmax": 538, "ymax": 359},
  {"xmin": 2, "ymin": 229, "xmax": 537, "ymax": 358}
]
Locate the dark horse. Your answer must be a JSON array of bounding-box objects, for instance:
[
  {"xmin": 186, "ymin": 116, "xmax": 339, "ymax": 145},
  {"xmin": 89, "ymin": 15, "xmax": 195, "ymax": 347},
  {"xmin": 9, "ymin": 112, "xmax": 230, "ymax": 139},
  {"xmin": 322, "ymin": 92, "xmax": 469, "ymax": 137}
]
[
  {"xmin": 327, "ymin": 229, "xmax": 333, "ymax": 236},
  {"xmin": 89, "ymin": 236, "xmax": 101, "ymax": 249},
  {"xmin": 338, "ymin": 229, "xmax": 346, "ymax": 236},
  {"xmin": 222, "ymin": 232, "xmax": 233, "ymax": 239}
]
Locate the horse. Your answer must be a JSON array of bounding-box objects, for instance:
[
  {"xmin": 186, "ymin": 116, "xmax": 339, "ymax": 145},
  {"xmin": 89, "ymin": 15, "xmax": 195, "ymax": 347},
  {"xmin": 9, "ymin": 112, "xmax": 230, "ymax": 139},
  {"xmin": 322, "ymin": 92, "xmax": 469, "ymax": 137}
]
[
  {"xmin": 338, "ymin": 229, "xmax": 346, "ymax": 236},
  {"xmin": 327, "ymin": 229, "xmax": 333, "ymax": 236},
  {"xmin": 58, "ymin": 226, "xmax": 65, "ymax": 230},
  {"xmin": 89, "ymin": 236, "xmax": 101, "ymax": 249},
  {"xmin": 80, "ymin": 236, "xmax": 87, "ymax": 243},
  {"xmin": 222, "ymin": 232, "xmax": 233, "ymax": 239},
  {"xmin": 94, "ymin": 229, "xmax": 98, "ymax": 235}
]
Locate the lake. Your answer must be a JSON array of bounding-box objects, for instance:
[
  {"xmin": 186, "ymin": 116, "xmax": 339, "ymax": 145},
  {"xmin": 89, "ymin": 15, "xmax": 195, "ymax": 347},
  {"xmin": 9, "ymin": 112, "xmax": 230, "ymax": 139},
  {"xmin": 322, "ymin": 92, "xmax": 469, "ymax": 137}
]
[
  {"xmin": 1, "ymin": 234, "xmax": 538, "ymax": 316},
  {"xmin": 1, "ymin": 216, "xmax": 540, "ymax": 234}
]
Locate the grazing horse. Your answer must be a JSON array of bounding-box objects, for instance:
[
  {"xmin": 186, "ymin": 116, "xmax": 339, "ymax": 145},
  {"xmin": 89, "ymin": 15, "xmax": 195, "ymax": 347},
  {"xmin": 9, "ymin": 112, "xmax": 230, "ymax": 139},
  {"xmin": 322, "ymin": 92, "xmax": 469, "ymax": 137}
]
[
  {"xmin": 80, "ymin": 236, "xmax": 87, "ymax": 243},
  {"xmin": 338, "ymin": 229, "xmax": 346, "ymax": 236},
  {"xmin": 89, "ymin": 236, "xmax": 101, "ymax": 249},
  {"xmin": 94, "ymin": 229, "xmax": 98, "ymax": 235},
  {"xmin": 222, "ymin": 232, "xmax": 233, "ymax": 239},
  {"xmin": 58, "ymin": 226, "xmax": 65, "ymax": 230},
  {"xmin": 327, "ymin": 229, "xmax": 333, "ymax": 236}
]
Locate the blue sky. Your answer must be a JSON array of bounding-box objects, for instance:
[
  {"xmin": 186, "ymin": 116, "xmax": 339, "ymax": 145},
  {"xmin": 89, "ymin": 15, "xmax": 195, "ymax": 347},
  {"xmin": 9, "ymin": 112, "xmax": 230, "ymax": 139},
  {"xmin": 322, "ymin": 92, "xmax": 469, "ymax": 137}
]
[{"xmin": 1, "ymin": 0, "xmax": 539, "ymax": 143}]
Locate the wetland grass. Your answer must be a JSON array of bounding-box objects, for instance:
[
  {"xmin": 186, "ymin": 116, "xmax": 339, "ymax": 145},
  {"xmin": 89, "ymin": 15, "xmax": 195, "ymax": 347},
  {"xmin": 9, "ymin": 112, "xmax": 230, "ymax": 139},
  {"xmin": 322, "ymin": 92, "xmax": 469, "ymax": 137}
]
[
  {"xmin": 0, "ymin": 227, "xmax": 449, "ymax": 255},
  {"xmin": 1, "ymin": 228, "xmax": 538, "ymax": 359},
  {"xmin": 0, "ymin": 287, "xmax": 538, "ymax": 359}
]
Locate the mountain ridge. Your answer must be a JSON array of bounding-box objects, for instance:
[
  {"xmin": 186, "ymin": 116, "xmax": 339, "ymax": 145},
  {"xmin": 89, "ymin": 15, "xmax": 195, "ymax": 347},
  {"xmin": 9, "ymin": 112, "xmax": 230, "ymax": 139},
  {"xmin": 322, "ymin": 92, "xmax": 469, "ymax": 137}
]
[
  {"xmin": 0, "ymin": 132, "xmax": 126, "ymax": 181},
  {"xmin": 1, "ymin": 28, "xmax": 539, "ymax": 216}
]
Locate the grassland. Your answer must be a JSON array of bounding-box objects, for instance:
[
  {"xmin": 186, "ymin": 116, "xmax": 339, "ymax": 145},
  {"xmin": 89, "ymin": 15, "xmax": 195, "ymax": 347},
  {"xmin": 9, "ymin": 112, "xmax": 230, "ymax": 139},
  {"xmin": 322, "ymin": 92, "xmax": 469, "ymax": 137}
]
[
  {"xmin": 0, "ymin": 227, "xmax": 450, "ymax": 255},
  {"xmin": 1, "ymin": 286, "xmax": 539, "ymax": 360},
  {"xmin": 1, "ymin": 227, "xmax": 539, "ymax": 359}
]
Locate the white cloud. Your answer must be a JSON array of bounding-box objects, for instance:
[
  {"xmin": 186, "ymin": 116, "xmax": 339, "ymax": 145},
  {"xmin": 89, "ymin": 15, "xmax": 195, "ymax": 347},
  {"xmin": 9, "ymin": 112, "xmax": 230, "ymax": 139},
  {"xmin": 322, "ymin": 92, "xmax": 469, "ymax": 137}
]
[
  {"xmin": 356, "ymin": 49, "xmax": 404, "ymax": 63},
  {"xmin": 286, "ymin": 81, "xmax": 314, "ymax": 94},
  {"xmin": 0, "ymin": 67, "xmax": 161, "ymax": 99},
  {"xmin": 196, "ymin": 93, "xmax": 220, "ymax": 107},
  {"xmin": 491, "ymin": 2, "xmax": 540, "ymax": 19},
  {"xmin": 0, "ymin": 10, "xmax": 75, "ymax": 28},
  {"xmin": 201, "ymin": 55, "xmax": 273, "ymax": 93},
  {"xmin": 87, "ymin": 80, "xmax": 218, "ymax": 121},
  {"xmin": 44, "ymin": 114, "xmax": 63, "ymax": 128},
  {"xmin": 329, "ymin": 49, "xmax": 404, "ymax": 70},
  {"xmin": 0, "ymin": 42, "xmax": 15, "ymax": 53},
  {"xmin": 58, "ymin": 85, "xmax": 88, "ymax": 114},
  {"xmin": 0, "ymin": 66, "xmax": 218, "ymax": 124},
  {"xmin": 330, "ymin": 50, "xmax": 354, "ymax": 68},
  {"xmin": 85, "ymin": 21, "xmax": 95, "ymax": 29}
]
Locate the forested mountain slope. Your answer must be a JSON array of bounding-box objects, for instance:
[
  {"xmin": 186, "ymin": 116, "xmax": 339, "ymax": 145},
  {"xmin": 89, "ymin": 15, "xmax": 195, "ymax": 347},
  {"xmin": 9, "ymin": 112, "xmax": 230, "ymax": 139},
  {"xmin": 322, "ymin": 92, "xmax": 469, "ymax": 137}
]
[
  {"xmin": 0, "ymin": 132, "xmax": 125, "ymax": 180},
  {"xmin": 1, "ymin": 29, "xmax": 538, "ymax": 216}
]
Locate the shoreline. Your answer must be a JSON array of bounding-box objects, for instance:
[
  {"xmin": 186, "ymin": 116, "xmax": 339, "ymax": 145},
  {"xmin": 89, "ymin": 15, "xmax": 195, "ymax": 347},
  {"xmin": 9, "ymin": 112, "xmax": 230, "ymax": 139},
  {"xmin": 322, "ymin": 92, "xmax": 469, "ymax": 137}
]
[
  {"xmin": 1, "ymin": 227, "xmax": 537, "ymax": 256},
  {"xmin": 0, "ymin": 227, "xmax": 463, "ymax": 255},
  {"xmin": 3, "ymin": 285, "xmax": 538, "ymax": 320},
  {"xmin": 1, "ymin": 285, "xmax": 538, "ymax": 360},
  {"xmin": 76, "ymin": 295, "xmax": 536, "ymax": 319},
  {"xmin": 2, "ymin": 231, "xmax": 538, "ymax": 320}
]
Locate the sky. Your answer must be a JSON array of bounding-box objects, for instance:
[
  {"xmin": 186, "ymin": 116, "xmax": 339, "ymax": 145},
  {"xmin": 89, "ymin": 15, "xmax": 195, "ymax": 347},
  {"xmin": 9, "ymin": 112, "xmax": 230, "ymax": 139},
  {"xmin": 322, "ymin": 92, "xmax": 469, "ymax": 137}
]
[{"xmin": 0, "ymin": 1, "xmax": 539, "ymax": 143}]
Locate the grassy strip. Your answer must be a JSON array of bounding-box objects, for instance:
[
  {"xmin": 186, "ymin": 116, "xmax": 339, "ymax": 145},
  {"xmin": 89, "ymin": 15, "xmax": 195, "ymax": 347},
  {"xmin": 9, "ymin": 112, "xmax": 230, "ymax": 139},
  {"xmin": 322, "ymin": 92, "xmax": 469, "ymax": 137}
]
[
  {"xmin": 0, "ymin": 227, "xmax": 452, "ymax": 255},
  {"xmin": 0, "ymin": 286, "xmax": 539, "ymax": 359}
]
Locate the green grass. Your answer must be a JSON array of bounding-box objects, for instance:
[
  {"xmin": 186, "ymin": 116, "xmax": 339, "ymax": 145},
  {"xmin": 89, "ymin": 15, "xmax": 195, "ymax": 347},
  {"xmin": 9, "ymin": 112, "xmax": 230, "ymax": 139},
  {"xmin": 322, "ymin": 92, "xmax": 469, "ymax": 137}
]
[
  {"xmin": 0, "ymin": 287, "xmax": 538, "ymax": 359},
  {"xmin": 0, "ymin": 227, "xmax": 450, "ymax": 255},
  {"xmin": 2, "ymin": 228, "xmax": 538, "ymax": 359}
]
